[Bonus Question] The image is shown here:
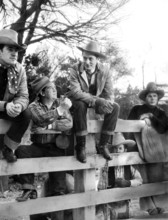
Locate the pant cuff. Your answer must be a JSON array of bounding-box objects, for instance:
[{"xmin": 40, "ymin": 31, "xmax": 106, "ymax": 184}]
[
  {"xmin": 101, "ymin": 131, "xmax": 114, "ymax": 135},
  {"xmin": 4, "ymin": 135, "xmax": 19, "ymax": 151},
  {"xmin": 76, "ymin": 131, "xmax": 88, "ymax": 136},
  {"xmin": 22, "ymin": 183, "xmax": 36, "ymax": 190}
]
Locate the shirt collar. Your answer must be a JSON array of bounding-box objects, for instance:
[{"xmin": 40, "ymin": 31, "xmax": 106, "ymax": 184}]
[{"xmin": 0, "ymin": 63, "xmax": 17, "ymax": 71}]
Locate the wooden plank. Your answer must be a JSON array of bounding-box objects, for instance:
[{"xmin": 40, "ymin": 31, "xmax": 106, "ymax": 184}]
[
  {"xmin": 73, "ymin": 134, "xmax": 96, "ymax": 220},
  {"xmin": 0, "ymin": 152, "xmax": 150, "ymax": 176},
  {"xmin": 134, "ymin": 132, "xmax": 145, "ymax": 159},
  {"xmin": 87, "ymin": 119, "xmax": 145, "ymax": 133},
  {"xmin": 0, "ymin": 119, "xmax": 145, "ymax": 134},
  {"xmin": 0, "ymin": 181, "xmax": 168, "ymax": 218},
  {"xmin": 2, "ymin": 151, "xmax": 168, "ymax": 176},
  {"xmin": 129, "ymin": 212, "xmax": 168, "ymax": 219}
]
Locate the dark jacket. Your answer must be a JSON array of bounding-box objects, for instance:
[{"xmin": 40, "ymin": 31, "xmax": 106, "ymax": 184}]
[{"xmin": 128, "ymin": 104, "xmax": 168, "ymax": 134}]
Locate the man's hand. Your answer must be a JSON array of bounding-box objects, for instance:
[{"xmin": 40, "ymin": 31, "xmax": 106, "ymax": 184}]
[
  {"xmin": 60, "ymin": 97, "xmax": 72, "ymax": 110},
  {"xmin": 57, "ymin": 97, "xmax": 72, "ymax": 116},
  {"xmin": 95, "ymin": 98, "xmax": 113, "ymax": 114},
  {"xmin": 6, "ymin": 102, "xmax": 22, "ymax": 118},
  {"xmin": 115, "ymin": 178, "xmax": 131, "ymax": 187},
  {"xmin": 140, "ymin": 113, "xmax": 152, "ymax": 126},
  {"xmin": 140, "ymin": 113, "xmax": 153, "ymax": 120},
  {"xmin": 14, "ymin": 103, "xmax": 22, "ymax": 114}
]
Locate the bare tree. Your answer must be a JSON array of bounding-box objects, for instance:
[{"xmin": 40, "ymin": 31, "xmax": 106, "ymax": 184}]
[{"xmin": 1, "ymin": 0, "xmax": 128, "ymax": 61}]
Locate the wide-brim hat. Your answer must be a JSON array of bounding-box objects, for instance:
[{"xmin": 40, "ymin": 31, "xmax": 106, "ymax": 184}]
[
  {"xmin": 77, "ymin": 41, "xmax": 106, "ymax": 59},
  {"xmin": 30, "ymin": 76, "xmax": 53, "ymax": 96},
  {"xmin": 0, "ymin": 29, "xmax": 26, "ymax": 51},
  {"xmin": 112, "ymin": 132, "xmax": 136, "ymax": 148},
  {"xmin": 138, "ymin": 82, "xmax": 164, "ymax": 101}
]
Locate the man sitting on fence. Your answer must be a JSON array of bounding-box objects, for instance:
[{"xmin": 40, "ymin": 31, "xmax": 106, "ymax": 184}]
[
  {"xmin": 0, "ymin": 29, "xmax": 31, "ymax": 162},
  {"xmin": 15, "ymin": 76, "xmax": 72, "ymax": 206},
  {"xmin": 67, "ymin": 40, "xmax": 119, "ymax": 163}
]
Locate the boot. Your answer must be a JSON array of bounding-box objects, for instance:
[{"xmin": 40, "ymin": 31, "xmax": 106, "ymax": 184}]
[
  {"xmin": 16, "ymin": 189, "xmax": 37, "ymax": 202},
  {"xmin": 98, "ymin": 134, "xmax": 112, "ymax": 160},
  {"xmin": 75, "ymin": 136, "xmax": 86, "ymax": 163},
  {"xmin": 98, "ymin": 144, "xmax": 112, "ymax": 160},
  {"xmin": 2, "ymin": 145, "xmax": 17, "ymax": 163}
]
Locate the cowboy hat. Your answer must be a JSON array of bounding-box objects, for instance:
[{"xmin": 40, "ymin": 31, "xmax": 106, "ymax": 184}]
[
  {"xmin": 0, "ymin": 29, "xmax": 26, "ymax": 50},
  {"xmin": 30, "ymin": 76, "xmax": 53, "ymax": 96},
  {"xmin": 77, "ymin": 41, "xmax": 106, "ymax": 59},
  {"xmin": 112, "ymin": 132, "xmax": 136, "ymax": 148},
  {"xmin": 138, "ymin": 82, "xmax": 164, "ymax": 101}
]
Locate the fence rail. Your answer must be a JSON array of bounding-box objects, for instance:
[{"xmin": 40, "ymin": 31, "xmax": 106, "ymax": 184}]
[
  {"xmin": 0, "ymin": 181, "xmax": 168, "ymax": 218},
  {"xmin": 0, "ymin": 118, "xmax": 167, "ymax": 219}
]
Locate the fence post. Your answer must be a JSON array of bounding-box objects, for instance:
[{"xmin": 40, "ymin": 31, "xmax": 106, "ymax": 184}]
[
  {"xmin": 0, "ymin": 135, "xmax": 8, "ymax": 193},
  {"xmin": 73, "ymin": 133, "xmax": 96, "ymax": 220}
]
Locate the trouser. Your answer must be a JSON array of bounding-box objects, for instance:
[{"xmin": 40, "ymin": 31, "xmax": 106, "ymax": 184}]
[
  {"xmin": 0, "ymin": 109, "xmax": 31, "ymax": 150},
  {"xmin": 15, "ymin": 143, "xmax": 66, "ymax": 194},
  {"xmin": 72, "ymin": 100, "xmax": 120, "ymax": 136}
]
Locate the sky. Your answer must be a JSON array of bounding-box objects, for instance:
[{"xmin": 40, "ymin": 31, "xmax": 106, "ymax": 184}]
[
  {"xmin": 1, "ymin": 0, "xmax": 168, "ymax": 90},
  {"xmin": 111, "ymin": 0, "xmax": 168, "ymax": 89}
]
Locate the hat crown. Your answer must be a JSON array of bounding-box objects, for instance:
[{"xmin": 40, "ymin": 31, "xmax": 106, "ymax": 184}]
[
  {"xmin": 0, "ymin": 29, "xmax": 18, "ymax": 44},
  {"xmin": 145, "ymin": 82, "xmax": 158, "ymax": 92},
  {"xmin": 84, "ymin": 41, "xmax": 100, "ymax": 54},
  {"xmin": 112, "ymin": 133, "xmax": 126, "ymax": 146}
]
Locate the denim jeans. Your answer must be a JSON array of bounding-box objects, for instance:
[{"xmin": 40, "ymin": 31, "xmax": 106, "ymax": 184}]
[
  {"xmin": 0, "ymin": 109, "xmax": 31, "ymax": 149},
  {"xmin": 15, "ymin": 143, "xmax": 66, "ymax": 194},
  {"xmin": 72, "ymin": 101, "xmax": 120, "ymax": 136}
]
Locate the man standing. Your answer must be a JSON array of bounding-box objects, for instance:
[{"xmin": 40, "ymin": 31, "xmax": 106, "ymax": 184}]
[
  {"xmin": 68, "ymin": 41, "xmax": 119, "ymax": 163},
  {"xmin": 0, "ymin": 29, "xmax": 31, "ymax": 162}
]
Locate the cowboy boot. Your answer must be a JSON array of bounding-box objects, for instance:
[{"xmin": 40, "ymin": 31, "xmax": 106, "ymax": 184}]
[
  {"xmin": 98, "ymin": 144, "xmax": 112, "ymax": 160},
  {"xmin": 98, "ymin": 134, "xmax": 112, "ymax": 160},
  {"xmin": 16, "ymin": 189, "xmax": 37, "ymax": 202},
  {"xmin": 2, "ymin": 145, "xmax": 17, "ymax": 163},
  {"xmin": 75, "ymin": 136, "xmax": 86, "ymax": 163}
]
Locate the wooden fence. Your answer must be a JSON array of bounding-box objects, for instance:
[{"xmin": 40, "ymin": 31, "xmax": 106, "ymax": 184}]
[{"xmin": 0, "ymin": 118, "xmax": 168, "ymax": 219}]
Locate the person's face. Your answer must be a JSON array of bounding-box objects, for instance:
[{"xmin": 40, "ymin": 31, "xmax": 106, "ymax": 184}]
[
  {"xmin": 44, "ymin": 83, "xmax": 57, "ymax": 101},
  {"xmin": 113, "ymin": 144, "xmax": 125, "ymax": 153},
  {"xmin": 82, "ymin": 51, "xmax": 98, "ymax": 74},
  {"xmin": 145, "ymin": 92, "xmax": 158, "ymax": 106},
  {"xmin": 0, "ymin": 45, "xmax": 18, "ymax": 66}
]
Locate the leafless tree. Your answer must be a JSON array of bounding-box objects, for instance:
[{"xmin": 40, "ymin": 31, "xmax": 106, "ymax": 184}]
[{"xmin": 1, "ymin": 0, "xmax": 128, "ymax": 61}]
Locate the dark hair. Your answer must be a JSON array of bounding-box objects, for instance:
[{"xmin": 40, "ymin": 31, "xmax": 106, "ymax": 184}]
[
  {"xmin": 37, "ymin": 86, "xmax": 48, "ymax": 101},
  {"xmin": 0, "ymin": 44, "xmax": 4, "ymax": 50}
]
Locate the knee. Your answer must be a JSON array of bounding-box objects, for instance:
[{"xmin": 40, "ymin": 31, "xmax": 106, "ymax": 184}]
[
  {"xmin": 15, "ymin": 145, "xmax": 29, "ymax": 158},
  {"xmin": 22, "ymin": 108, "xmax": 32, "ymax": 123},
  {"xmin": 113, "ymin": 102, "xmax": 120, "ymax": 114},
  {"xmin": 73, "ymin": 101, "xmax": 87, "ymax": 111}
]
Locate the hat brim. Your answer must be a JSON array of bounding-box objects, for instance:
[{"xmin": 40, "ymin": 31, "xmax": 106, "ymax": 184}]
[
  {"xmin": 139, "ymin": 90, "xmax": 164, "ymax": 101},
  {"xmin": 0, "ymin": 36, "xmax": 26, "ymax": 51},
  {"xmin": 116, "ymin": 139, "xmax": 136, "ymax": 147},
  {"xmin": 77, "ymin": 46, "xmax": 107, "ymax": 59},
  {"xmin": 37, "ymin": 81, "xmax": 53, "ymax": 95}
]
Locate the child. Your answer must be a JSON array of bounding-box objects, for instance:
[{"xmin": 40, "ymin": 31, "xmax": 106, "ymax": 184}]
[{"xmin": 108, "ymin": 132, "xmax": 142, "ymax": 219}]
